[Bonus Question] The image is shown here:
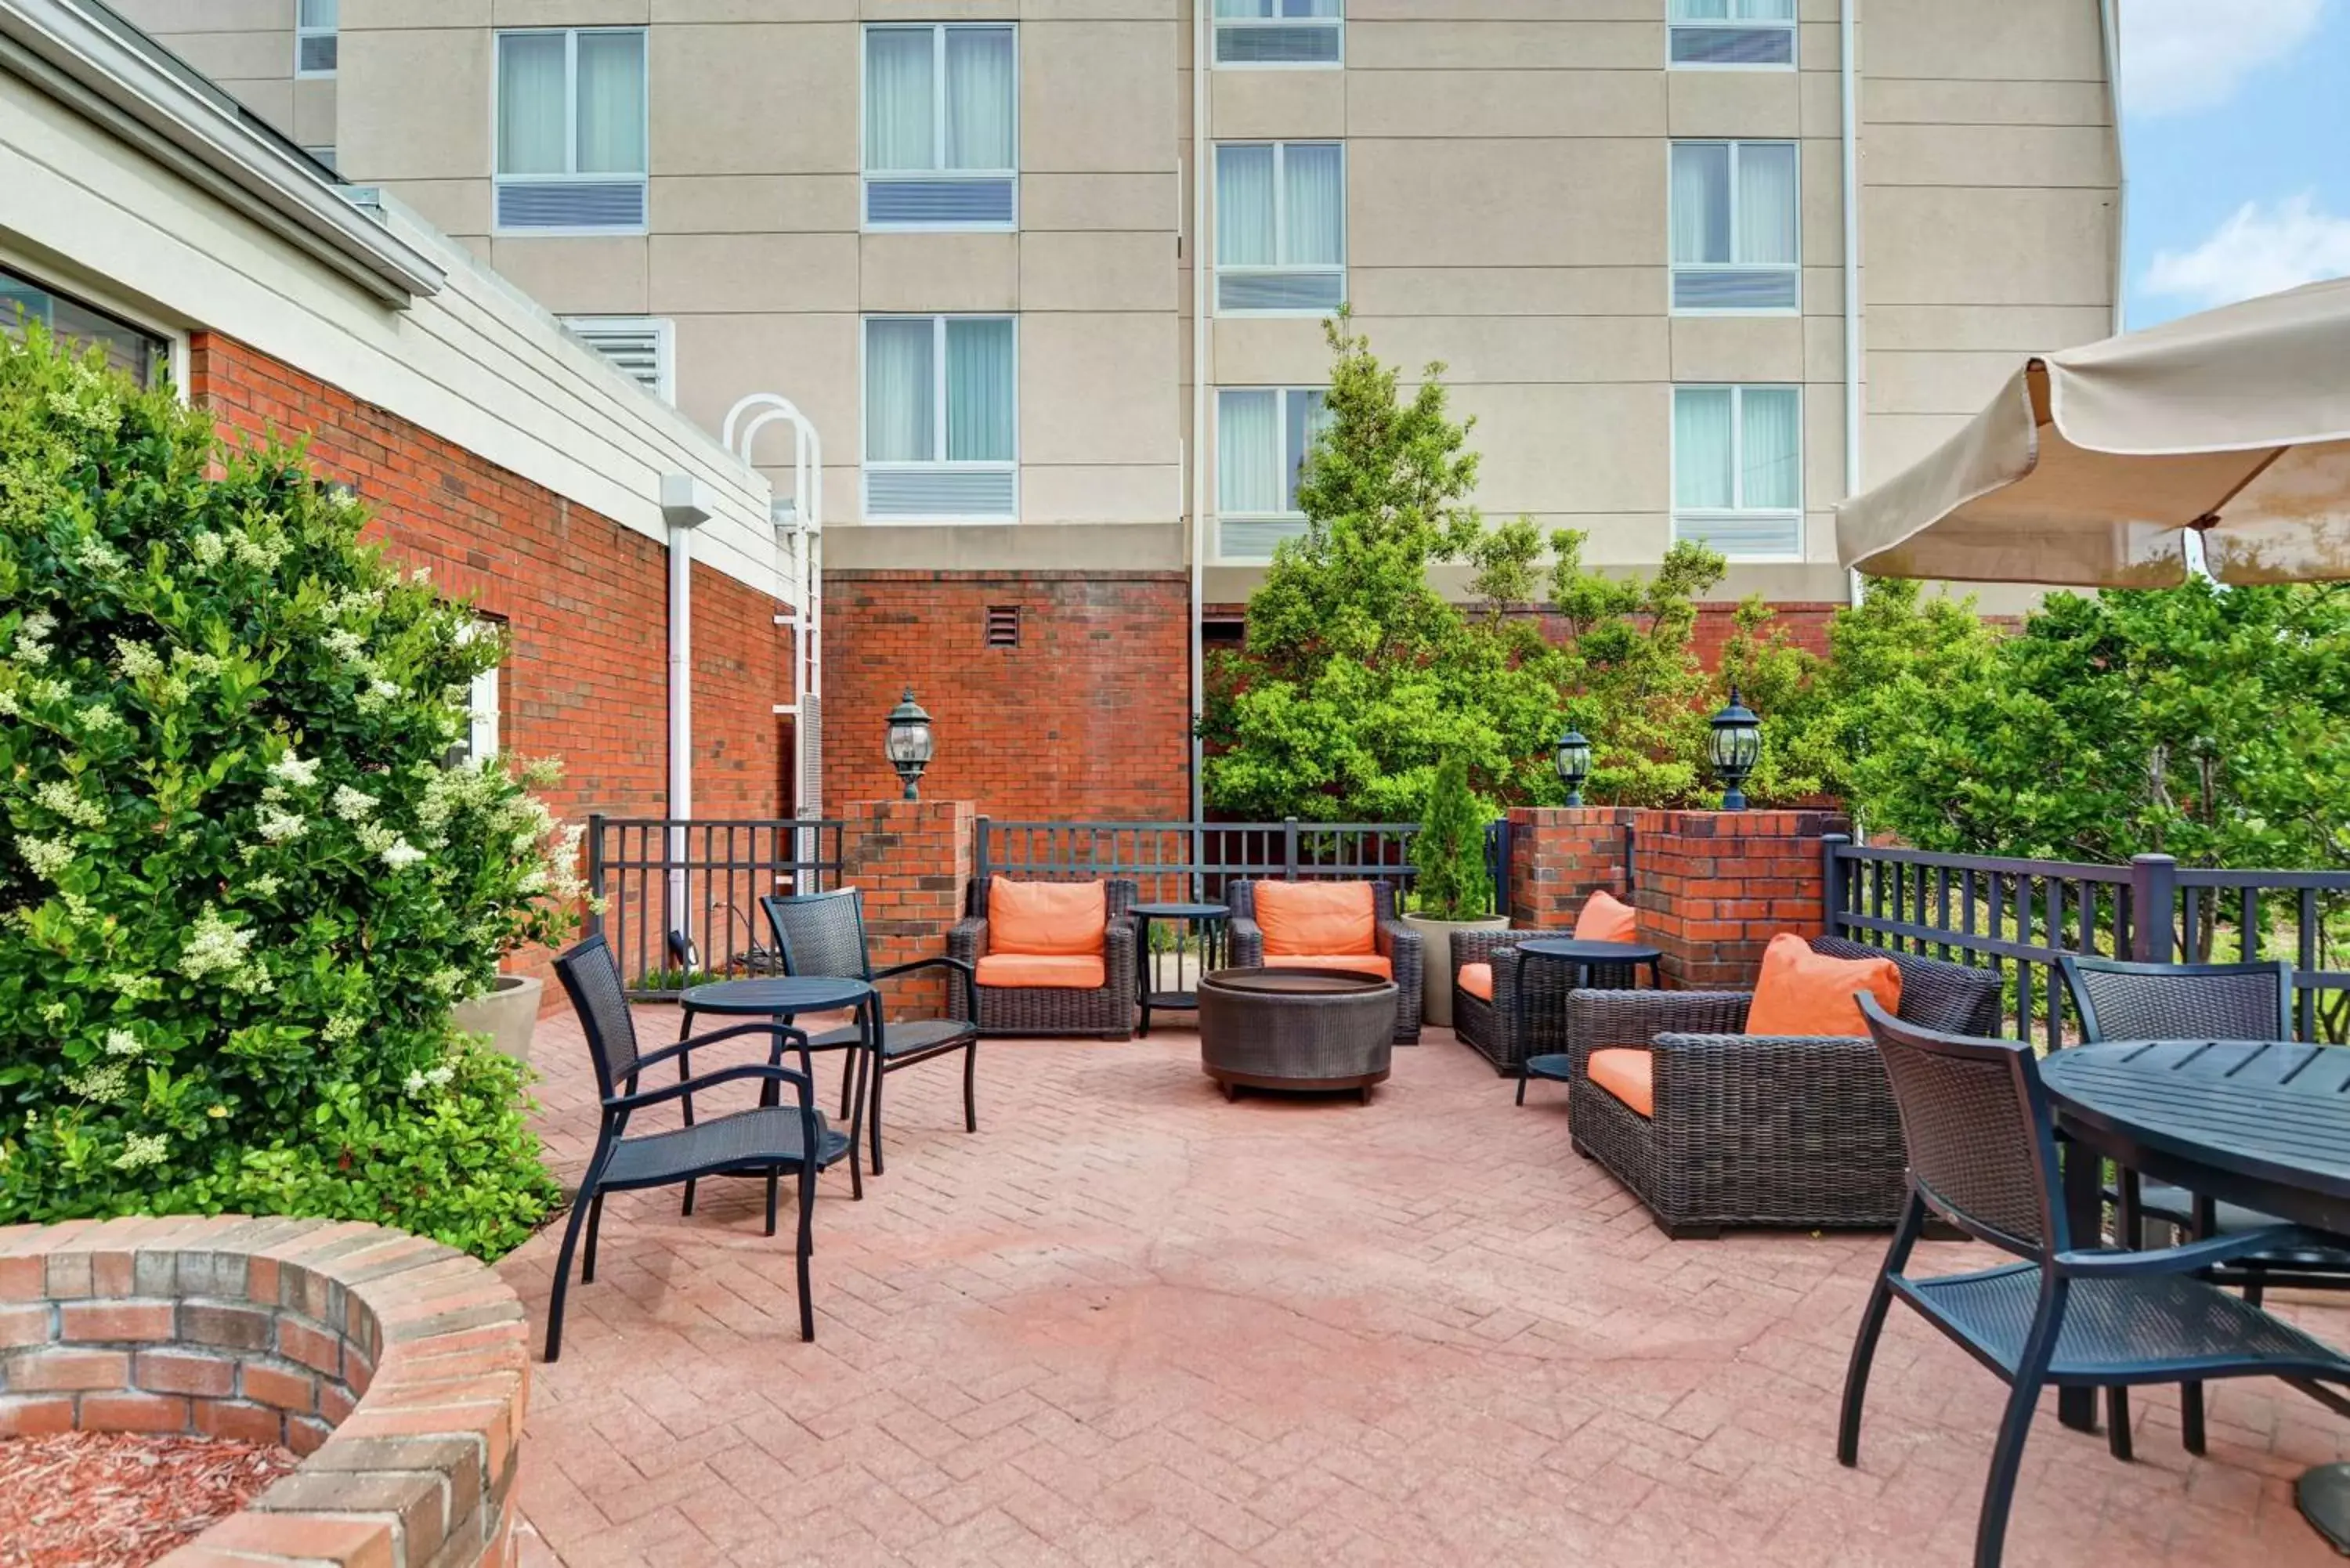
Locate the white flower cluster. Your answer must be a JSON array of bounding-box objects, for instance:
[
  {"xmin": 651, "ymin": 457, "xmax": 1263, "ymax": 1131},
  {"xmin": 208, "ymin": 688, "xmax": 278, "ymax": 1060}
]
[
  {"xmin": 13, "ymin": 611, "xmax": 56, "ymax": 667},
  {"xmin": 70, "ymin": 536, "xmax": 125, "ymax": 575},
  {"xmin": 114, "ymin": 1132, "xmax": 168, "ymax": 1171},
  {"xmin": 403, "ymin": 1063, "xmax": 456, "ymax": 1097},
  {"xmin": 34, "ymin": 779, "xmax": 106, "ymax": 830},
  {"xmin": 322, "ymin": 1012, "xmax": 363, "ymax": 1043},
  {"xmin": 78, "ymin": 703, "xmax": 125, "ymax": 734},
  {"xmin": 243, "ymin": 873, "xmax": 282, "ymax": 899},
  {"xmin": 103, "ymin": 1028, "xmax": 143, "ymax": 1058},
  {"xmin": 356, "ymin": 677, "xmax": 403, "ymax": 715},
  {"xmin": 331, "ymin": 785, "xmax": 378, "ymax": 821},
  {"xmin": 103, "ymin": 971, "xmax": 162, "ymax": 1002},
  {"xmin": 64, "ymin": 1063, "xmax": 130, "ymax": 1103},
  {"xmin": 324, "ymin": 588, "xmax": 382, "ymax": 623},
  {"xmin": 321, "ymin": 627, "xmax": 367, "ymax": 663},
  {"xmin": 228, "ymin": 527, "xmax": 288, "ymax": 571},
  {"xmin": 16, "ymin": 834, "xmax": 72, "ymax": 881},
  {"xmin": 178, "ymin": 904, "xmax": 265, "ymax": 994},
  {"xmin": 268, "ymin": 751, "xmax": 323, "ymax": 789},
  {"xmin": 187, "ymin": 531, "xmax": 226, "ymax": 567},
  {"xmin": 381, "ymin": 836, "xmax": 426, "ymax": 870},
  {"xmin": 257, "ymin": 804, "xmax": 307, "ymax": 844},
  {"xmin": 113, "ymin": 637, "xmax": 163, "ymax": 681}
]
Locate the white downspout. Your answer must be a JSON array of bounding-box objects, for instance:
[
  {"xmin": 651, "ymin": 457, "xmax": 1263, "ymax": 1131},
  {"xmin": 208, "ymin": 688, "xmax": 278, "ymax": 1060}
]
[
  {"xmin": 660, "ymin": 475, "xmax": 715, "ymax": 936},
  {"xmin": 1840, "ymin": 0, "xmax": 1864, "ymax": 608},
  {"xmin": 1189, "ymin": 0, "xmax": 1211, "ymax": 824}
]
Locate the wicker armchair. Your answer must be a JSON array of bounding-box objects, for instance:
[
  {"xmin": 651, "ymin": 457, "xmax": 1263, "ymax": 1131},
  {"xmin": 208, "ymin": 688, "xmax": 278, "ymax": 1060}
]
[
  {"xmin": 1450, "ymin": 928, "xmax": 1648, "ymax": 1075},
  {"xmin": 1567, "ymin": 936, "xmax": 2003, "ymax": 1237},
  {"xmin": 1226, "ymin": 879, "xmax": 1422, "ymax": 1044},
  {"xmin": 947, "ymin": 876, "xmax": 1138, "ymax": 1039}
]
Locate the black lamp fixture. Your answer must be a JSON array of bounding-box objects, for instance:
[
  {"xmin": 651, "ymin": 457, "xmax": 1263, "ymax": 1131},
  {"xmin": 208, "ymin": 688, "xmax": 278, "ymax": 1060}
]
[
  {"xmin": 884, "ymin": 688, "xmax": 935, "ymax": 800},
  {"xmin": 1554, "ymin": 726, "xmax": 1593, "ymax": 807},
  {"xmin": 1707, "ymin": 686, "xmax": 1762, "ymax": 811}
]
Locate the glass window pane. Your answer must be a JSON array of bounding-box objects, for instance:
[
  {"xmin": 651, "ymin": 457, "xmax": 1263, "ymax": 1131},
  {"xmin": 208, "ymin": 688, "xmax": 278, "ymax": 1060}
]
[
  {"xmin": 497, "ymin": 33, "xmax": 568, "ymax": 176},
  {"xmin": 945, "ymin": 319, "xmax": 1016, "ymax": 462},
  {"xmin": 1738, "ymin": 388, "xmax": 1802, "ymax": 511},
  {"xmin": 1672, "ymin": 388, "xmax": 1735, "ymax": 511},
  {"xmin": 1, "ymin": 267, "xmax": 165, "ymax": 388},
  {"xmin": 866, "ymin": 27, "xmax": 938, "ymax": 173},
  {"xmin": 1285, "ymin": 389, "xmax": 1329, "ymax": 511},
  {"xmin": 1672, "ymin": 0, "xmax": 1732, "ymax": 16},
  {"xmin": 1669, "ymin": 143, "xmax": 1730, "ymax": 266},
  {"xmin": 943, "ymin": 27, "xmax": 1017, "ymax": 172},
  {"xmin": 298, "ymin": 0, "xmax": 337, "ymax": 26},
  {"xmin": 1736, "ymin": 0, "xmax": 1795, "ymax": 17},
  {"xmin": 1214, "ymin": 0, "xmax": 1278, "ymax": 14},
  {"xmin": 1281, "ymin": 144, "xmax": 1345, "ymax": 267},
  {"xmin": 1281, "ymin": 0, "xmax": 1342, "ymax": 14},
  {"xmin": 576, "ymin": 31, "xmax": 646, "ymax": 175},
  {"xmin": 1734, "ymin": 143, "xmax": 1799, "ymax": 266},
  {"xmin": 1218, "ymin": 390, "xmax": 1280, "ymax": 514},
  {"xmin": 865, "ymin": 319, "xmax": 935, "ymax": 463},
  {"xmin": 1216, "ymin": 145, "xmax": 1277, "ymax": 266}
]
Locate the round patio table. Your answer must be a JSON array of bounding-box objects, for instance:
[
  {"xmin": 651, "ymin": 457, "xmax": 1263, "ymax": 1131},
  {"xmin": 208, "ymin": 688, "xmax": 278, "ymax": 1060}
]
[
  {"xmin": 1130, "ymin": 901, "xmax": 1229, "ymax": 1038},
  {"xmin": 1513, "ymin": 938, "xmax": 1665, "ymax": 1101},
  {"xmin": 2040, "ymin": 1039, "xmax": 2350, "ymax": 1551},
  {"xmin": 677, "ymin": 977, "xmax": 878, "ymax": 1195}
]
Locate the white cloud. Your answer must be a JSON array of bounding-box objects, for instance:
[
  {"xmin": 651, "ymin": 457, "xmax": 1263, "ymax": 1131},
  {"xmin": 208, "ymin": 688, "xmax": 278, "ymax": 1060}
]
[
  {"xmin": 2143, "ymin": 193, "xmax": 2350, "ymax": 309},
  {"xmin": 2121, "ymin": 0, "xmax": 2324, "ymax": 117}
]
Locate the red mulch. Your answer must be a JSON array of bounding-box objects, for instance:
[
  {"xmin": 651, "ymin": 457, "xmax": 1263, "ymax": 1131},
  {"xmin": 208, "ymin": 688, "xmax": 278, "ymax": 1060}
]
[{"xmin": 0, "ymin": 1431, "xmax": 298, "ymax": 1568}]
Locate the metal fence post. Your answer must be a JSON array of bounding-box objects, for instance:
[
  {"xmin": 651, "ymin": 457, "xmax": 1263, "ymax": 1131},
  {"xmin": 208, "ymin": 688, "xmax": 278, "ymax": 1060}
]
[
  {"xmin": 1820, "ymin": 833, "xmax": 1850, "ymax": 940},
  {"xmin": 2129, "ymin": 854, "xmax": 2178, "ymax": 963},
  {"xmin": 1283, "ymin": 817, "xmax": 1300, "ymax": 880},
  {"xmin": 1486, "ymin": 818, "xmax": 1511, "ymax": 918},
  {"xmin": 583, "ymin": 814, "xmax": 606, "ymax": 938},
  {"xmin": 974, "ymin": 815, "xmax": 992, "ymax": 887}
]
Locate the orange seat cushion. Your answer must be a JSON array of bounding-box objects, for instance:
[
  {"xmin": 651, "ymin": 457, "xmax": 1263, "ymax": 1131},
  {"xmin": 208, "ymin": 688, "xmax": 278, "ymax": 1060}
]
[
  {"xmin": 1458, "ymin": 962, "xmax": 1495, "ymax": 1002},
  {"xmin": 1264, "ymin": 953, "xmax": 1393, "ymax": 981},
  {"xmin": 975, "ymin": 953, "xmax": 1107, "ymax": 990},
  {"xmin": 1587, "ymin": 1048, "xmax": 1654, "ymax": 1118},
  {"xmin": 1573, "ymin": 889, "xmax": 1639, "ymax": 944},
  {"xmin": 1743, "ymin": 932, "xmax": 1903, "ymax": 1039},
  {"xmin": 1254, "ymin": 881, "xmax": 1376, "ymax": 957},
  {"xmin": 988, "ymin": 879, "xmax": 1106, "ymax": 957}
]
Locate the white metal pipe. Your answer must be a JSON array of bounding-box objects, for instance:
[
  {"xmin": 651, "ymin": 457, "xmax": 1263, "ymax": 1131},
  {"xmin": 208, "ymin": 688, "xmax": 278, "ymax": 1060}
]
[
  {"xmin": 1188, "ymin": 0, "xmax": 1211, "ymax": 823},
  {"xmin": 666, "ymin": 519, "xmax": 692, "ymax": 928},
  {"xmin": 1840, "ymin": 0, "xmax": 1864, "ymax": 608}
]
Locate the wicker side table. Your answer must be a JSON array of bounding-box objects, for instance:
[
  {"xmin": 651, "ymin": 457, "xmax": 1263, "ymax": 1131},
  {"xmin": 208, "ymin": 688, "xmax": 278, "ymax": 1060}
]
[{"xmin": 1197, "ymin": 967, "xmax": 1397, "ymax": 1104}]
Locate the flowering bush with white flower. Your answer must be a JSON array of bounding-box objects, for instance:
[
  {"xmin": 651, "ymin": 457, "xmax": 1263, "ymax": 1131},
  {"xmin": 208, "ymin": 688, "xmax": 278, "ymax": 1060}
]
[{"xmin": 0, "ymin": 327, "xmax": 569, "ymax": 1257}]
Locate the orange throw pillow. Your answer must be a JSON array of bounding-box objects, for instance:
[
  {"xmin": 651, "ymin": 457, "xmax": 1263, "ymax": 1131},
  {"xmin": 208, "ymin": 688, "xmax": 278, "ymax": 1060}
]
[
  {"xmin": 1254, "ymin": 881, "xmax": 1376, "ymax": 957},
  {"xmin": 988, "ymin": 880, "xmax": 1107, "ymax": 957},
  {"xmin": 1743, "ymin": 933, "xmax": 1902, "ymax": 1038},
  {"xmin": 1587, "ymin": 1049, "xmax": 1654, "ymax": 1118},
  {"xmin": 1457, "ymin": 962, "xmax": 1494, "ymax": 1003},
  {"xmin": 1573, "ymin": 889, "xmax": 1638, "ymax": 944}
]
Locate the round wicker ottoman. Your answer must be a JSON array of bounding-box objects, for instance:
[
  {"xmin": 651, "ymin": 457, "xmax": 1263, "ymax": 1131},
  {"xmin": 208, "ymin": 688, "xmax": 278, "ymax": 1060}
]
[{"xmin": 1197, "ymin": 967, "xmax": 1397, "ymax": 1103}]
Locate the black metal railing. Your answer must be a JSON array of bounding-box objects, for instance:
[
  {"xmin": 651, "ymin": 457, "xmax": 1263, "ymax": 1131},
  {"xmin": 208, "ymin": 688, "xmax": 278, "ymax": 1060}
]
[
  {"xmin": 584, "ymin": 816, "xmax": 845, "ymax": 998},
  {"xmin": 1825, "ymin": 836, "xmax": 2350, "ymax": 1045}
]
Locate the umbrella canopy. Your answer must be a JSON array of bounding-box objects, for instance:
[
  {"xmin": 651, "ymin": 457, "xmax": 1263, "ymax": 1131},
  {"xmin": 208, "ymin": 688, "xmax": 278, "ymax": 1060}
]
[{"xmin": 1837, "ymin": 276, "xmax": 2350, "ymax": 587}]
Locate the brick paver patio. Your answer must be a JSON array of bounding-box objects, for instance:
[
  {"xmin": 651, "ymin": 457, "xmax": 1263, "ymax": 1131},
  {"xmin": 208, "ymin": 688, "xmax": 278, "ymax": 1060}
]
[{"xmin": 499, "ymin": 1010, "xmax": 2350, "ymax": 1567}]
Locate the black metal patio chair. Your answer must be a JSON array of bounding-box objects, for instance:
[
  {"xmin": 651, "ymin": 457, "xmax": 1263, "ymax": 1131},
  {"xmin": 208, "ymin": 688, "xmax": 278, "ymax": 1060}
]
[
  {"xmin": 546, "ymin": 934, "xmax": 849, "ymax": 1360},
  {"xmin": 1842, "ymin": 994, "xmax": 2350, "ymax": 1568},
  {"xmin": 761, "ymin": 890, "xmax": 981, "ymax": 1176}
]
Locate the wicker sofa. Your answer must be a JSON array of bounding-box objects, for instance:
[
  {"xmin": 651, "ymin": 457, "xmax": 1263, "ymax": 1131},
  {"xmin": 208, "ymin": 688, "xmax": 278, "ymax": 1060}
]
[
  {"xmin": 1225, "ymin": 879, "xmax": 1423, "ymax": 1043},
  {"xmin": 947, "ymin": 875, "xmax": 1137, "ymax": 1039},
  {"xmin": 1566, "ymin": 935, "xmax": 2003, "ymax": 1237}
]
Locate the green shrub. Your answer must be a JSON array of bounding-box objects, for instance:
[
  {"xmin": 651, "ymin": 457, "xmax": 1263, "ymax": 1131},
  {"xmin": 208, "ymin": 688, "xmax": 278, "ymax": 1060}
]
[
  {"xmin": 0, "ymin": 327, "xmax": 569, "ymax": 1257},
  {"xmin": 1412, "ymin": 754, "xmax": 1492, "ymax": 921}
]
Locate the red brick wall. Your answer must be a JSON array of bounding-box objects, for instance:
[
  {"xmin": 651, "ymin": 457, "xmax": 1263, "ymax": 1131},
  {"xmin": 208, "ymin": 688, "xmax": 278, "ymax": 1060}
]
[
  {"xmin": 823, "ymin": 570, "xmax": 1191, "ymax": 820},
  {"xmin": 838, "ymin": 798, "xmax": 974, "ymax": 1019},
  {"xmin": 1627, "ymin": 808, "xmax": 1849, "ymax": 989},
  {"xmin": 1506, "ymin": 807, "xmax": 1634, "ymax": 928},
  {"xmin": 693, "ymin": 561, "xmax": 787, "ymax": 818}
]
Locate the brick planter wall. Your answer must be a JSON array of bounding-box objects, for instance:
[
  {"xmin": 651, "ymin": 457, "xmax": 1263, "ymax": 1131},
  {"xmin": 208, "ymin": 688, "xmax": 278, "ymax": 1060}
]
[
  {"xmin": 0, "ymin": 1216, "xmax": 528, "ymax": 1568},
  {"xmin": 841, "ymin": 797, "xmax": 977, "ymax": 1019},
  {"xmin": 1506, "ymin": 807, "xmax": 1635, "ymax": 928},
  {"xmin": 1629, "ymin": 808, "xmax": 1851, "ymax": 990}
]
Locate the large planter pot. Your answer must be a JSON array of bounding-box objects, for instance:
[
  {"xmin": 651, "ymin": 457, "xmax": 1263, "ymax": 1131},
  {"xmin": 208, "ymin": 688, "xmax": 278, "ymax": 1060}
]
[
  {"xmin": 1401, "ymin": 913, "xmax": 1511, "ymax": 1028},
  {"xmin": 451, "ymin": 974, "xmax": 544, "ymax": 1066}
]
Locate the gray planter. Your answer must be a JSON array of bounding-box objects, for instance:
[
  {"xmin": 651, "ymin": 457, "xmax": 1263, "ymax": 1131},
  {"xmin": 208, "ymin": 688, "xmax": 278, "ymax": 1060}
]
[
  {"xmin": 1401, "ymin": 913, "xmax": 1510, "ymax": 1028},
  {"xmin": 450, "ymin": 974, "xmax": 544, "ymax": 1067}
]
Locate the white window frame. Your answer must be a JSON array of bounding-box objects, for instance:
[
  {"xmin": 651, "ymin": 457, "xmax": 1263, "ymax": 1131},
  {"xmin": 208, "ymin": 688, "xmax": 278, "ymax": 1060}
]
[
  {"xmin": 295, "ymin": 0, "xmax": 337, "ymax": 78},
  {"xmin": 859, "ymin": 314, "xmax": 1020, "ymax": 523},
  {"xmin": 561, "ymin": 316, "xmax": 675, "ymax": 404},
  {"xmin": 490, "ymin": 27, "xmax": 650, "ymax": 238},
  {"xmin": 859, "ymin": 23, "xmax": 1021, "ymax": 234},
  {"xmin": 1213, "ymin": 386, "xmax": 1327, "ymax": 563},
  {"xmin": 1213, "ymin": 141, "xmax": 1347, "ymax": 318},
  {"xmin": 1667, "ymin": 139, "xmax": 1801, "ymax": 316},
  {"xmin": 1665, "ymin": 0, "xmax": 1797, "ymax": 70},
  {"xmin": 454, "ymin": 619, "xmax": 503, "ymax": 764},
  {"xmin": 1670, "ymin": 384, "xmax": 1804, "ymax": 563},
  {"xmin": 1213, "ymin": 2, "xmax": 1344, "ymax": 70},
  {"xmin": 0, "ymin": 254, "xmax": 183, "ymax": 393}
]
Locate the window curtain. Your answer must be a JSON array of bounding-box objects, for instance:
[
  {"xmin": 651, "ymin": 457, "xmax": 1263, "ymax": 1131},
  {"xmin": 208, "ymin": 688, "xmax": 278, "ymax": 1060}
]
[
  {"xmin": 1216, "ymin": 146, "xmax": 1276, "ymax": 267},
  {"xmin": 298, "ymin": 0, "xmax": 337, "ymax": 27},
  {"xmin": 866, "ymin": 27, "xmax": 936, "ymax": 172},
  {"xmin": 1672, "ymin": 388, "xmax": 1735, "ymax": 510},
  {"xmin": 1285, "ymin": 390, "xmax": 1329, "ymax": 511},
  {"xmin": 1282, "ymin": 144, "xmax": 1345, "ymax": 266},
  {"xmin": 497, "ymin": 33, "xmax": 567, "ymax": 176},
  {"xmin": 1738, "ymin": 388, "xmax": 1802, "ymax": 510},
  {"xmin": 576, "ymin": 31, "xmax": 646, "ymax": 175},
  {"xmin": 1735, "ymin": 143, "xmax": 1799, "ymax": 265},
  {"xmin": 944, "ymin": 27, "xmax": 1017, "ymax": 171},
  {"xmin": 866, "ymin": 320, "xmax": 935, "ymax": 463},
  {"xmin": 945, "ymin": 319, "xmax": 1016, "ymax": 462},
  {"xmin": 1669, "ymin": 143, "xmax": 1730, "ymax": 265},
  {"xmin": 1218, "ymin": 391, "xmax": 1279, "ymax": 514}
]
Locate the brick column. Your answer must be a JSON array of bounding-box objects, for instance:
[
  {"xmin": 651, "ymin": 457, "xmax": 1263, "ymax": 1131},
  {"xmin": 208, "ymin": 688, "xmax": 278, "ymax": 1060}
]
[
  {"xmin": 1506, "ymin": 807, "xmax": 1634, "ymax": 928},
  {"xmin": 840, "ymin": 797, "xmax": 974, "ymax": 1018},
  {"xmin": 1630, "ymin": 808, "xmax": 1850, "ymax": 990}
]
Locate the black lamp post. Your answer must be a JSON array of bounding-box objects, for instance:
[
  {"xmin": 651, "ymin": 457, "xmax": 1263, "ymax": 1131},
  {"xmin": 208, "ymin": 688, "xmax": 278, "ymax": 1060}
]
[
  {"xmin": 884, "ymin": 688, "xmax": 935, "ymax": 801},
  {"xmin": 1708, "ymin": 686, "xmax": 1762, "ymax": 811},
  {"xmin": 1554, "ymin": 727, "xmax": 1592, "ymax": 807}
]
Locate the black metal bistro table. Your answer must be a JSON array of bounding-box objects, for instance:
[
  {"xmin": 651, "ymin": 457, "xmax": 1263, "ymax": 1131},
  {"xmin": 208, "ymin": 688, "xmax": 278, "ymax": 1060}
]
[
  {"xmin": 1514, "ymin": 938, "xmax": 1665, "ymax": 1102},
  {"xmin": 679, "ymin": 976, "xmax": 878, "ymax": 1198},
  {"xmin": 2041, "ymin": 1039, "xmax": 2350, "ymax": 1550},
  {"xmin": 1130, "ymin": 901, "xmax": 1229, "ymax": 1038}
]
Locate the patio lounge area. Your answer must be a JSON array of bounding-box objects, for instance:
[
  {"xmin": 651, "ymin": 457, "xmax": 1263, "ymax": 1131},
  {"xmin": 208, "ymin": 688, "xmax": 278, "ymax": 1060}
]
[{"xmin": 501, "ymin": 1006, "xmax": 2350, "ymax": 1568}]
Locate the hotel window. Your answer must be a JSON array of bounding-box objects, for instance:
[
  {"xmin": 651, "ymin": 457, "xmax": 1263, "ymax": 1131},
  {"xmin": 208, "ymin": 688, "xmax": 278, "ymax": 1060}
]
[
  {"xmin": 295, "ymin": 0, "xmax": 337, "ymax": 76},
  {"xmin": 494, "ymin": 28, "xmax": 648, "ymax": 233},
  {"xmin": 1216, "ymin": 387, "xmax": 1329, "ymax": 561},
  {"xmin": 1668, "ymin": 0, "xmax": 1796, "ymax": 67},
  {"xmin": 863, "ymin": 316, "xmax": 1018, "ymax": 520},
  {"xmin": 1215, "ymin": 143, "xmax": 1345, "ymax": 315},
  {"xmin": 1672, "ymin": 385, "xmax": 1802, "ymax": 559},
  {"xmin": 456, "ymin": 619, "xmax": 503, "ymax": 764},
  {"xmin": 1214, "ymin": 0, "xmax": 1342, "ymax": 67},
  {"xmin": 862, "ymin": 24, "xmax": 1018, "ymax": 229},
  {"xmin": 0, "ymin": 266, "xmax": 168, "ymax": 388},
  {"xmin": 562, "ymin": 316, "xmax": 674, "ymax": 403},
  {"xmin": 1669, "ymin": 139, "xmax": 1799, "ymax": 313}
]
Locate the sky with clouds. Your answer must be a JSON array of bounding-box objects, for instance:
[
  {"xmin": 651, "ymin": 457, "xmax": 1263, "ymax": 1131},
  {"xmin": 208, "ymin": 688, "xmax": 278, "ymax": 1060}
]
[{"xmin": 2122, "ymin": 0, "xmax": 2350, "ymax": 326}]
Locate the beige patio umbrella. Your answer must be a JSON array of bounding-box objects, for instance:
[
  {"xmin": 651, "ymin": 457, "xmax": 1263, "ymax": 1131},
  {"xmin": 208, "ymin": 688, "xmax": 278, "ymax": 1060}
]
[{"xmin": 1838, "ymin": 276, "xmax": 2350, "ymax": 587}]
